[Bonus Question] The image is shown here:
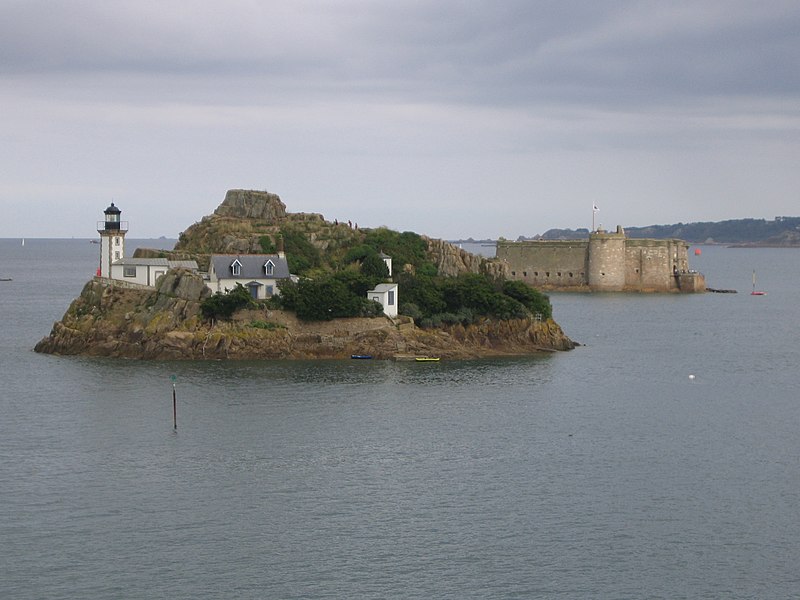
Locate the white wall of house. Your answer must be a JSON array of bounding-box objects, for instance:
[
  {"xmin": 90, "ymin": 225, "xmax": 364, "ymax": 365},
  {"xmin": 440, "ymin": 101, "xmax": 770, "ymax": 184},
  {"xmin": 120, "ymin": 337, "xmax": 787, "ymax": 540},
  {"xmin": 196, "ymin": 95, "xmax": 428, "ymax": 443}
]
[
  {"xmin": 211, "ymin": 277, "xmax": 281, "ymax": 300},
  {"xmin": 110, "ymin": 259, "xmax": 198, "ymax": 288},
  {"xmin": 207, "ymin": 255, "xmax": 291, "ymax": 300},
  {"xmin": 368, "ymin": 283, "xmax": 398, "ymax": 318},
  {"xmin": 110, "ymin": 263, "xmax": 167, "ymax": 287}
]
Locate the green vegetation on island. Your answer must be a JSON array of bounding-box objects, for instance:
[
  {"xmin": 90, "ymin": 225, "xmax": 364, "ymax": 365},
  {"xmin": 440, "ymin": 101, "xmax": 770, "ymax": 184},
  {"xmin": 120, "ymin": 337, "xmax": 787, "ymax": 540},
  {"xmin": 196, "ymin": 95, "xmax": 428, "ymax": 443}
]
[
  {"xmin": 199, "ymin": 224, "xmax": 552, "ymax": 325},
  {"xmin": 171, "ymin": 188, "xmax": 554, "ymax": 326}
]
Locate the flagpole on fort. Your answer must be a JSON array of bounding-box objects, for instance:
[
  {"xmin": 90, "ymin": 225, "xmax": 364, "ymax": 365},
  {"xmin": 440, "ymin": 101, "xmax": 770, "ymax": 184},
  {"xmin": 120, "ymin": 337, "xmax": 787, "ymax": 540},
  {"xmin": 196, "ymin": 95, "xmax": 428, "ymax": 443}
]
[{"xmin": 592, "ymin": 203, "xmax": 599, "ymax": 232}]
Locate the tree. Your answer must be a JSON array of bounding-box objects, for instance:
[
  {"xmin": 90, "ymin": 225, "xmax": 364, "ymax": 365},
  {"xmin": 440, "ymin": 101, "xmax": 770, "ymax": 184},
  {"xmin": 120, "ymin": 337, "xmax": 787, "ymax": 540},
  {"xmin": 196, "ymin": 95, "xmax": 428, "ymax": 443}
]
[
  {"xmin": 294, "ymin": 278, "xmax": 361, "ymax": 320},
  {"xmin": 360, "ymin": 252, "xmax": 389, "ymax": 280}
]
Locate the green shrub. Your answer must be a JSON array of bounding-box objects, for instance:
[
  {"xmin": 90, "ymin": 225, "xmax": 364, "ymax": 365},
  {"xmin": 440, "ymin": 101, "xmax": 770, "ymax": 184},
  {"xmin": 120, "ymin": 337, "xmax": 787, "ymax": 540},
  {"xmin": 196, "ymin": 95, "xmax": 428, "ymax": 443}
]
[
  {"xmin": 397, "ymin": 273, "xmax": 446, "ymax": 316},
  {"xmin": 333, "ymin": 268, "xmax": 379, "ymax": 298},
  {"xmin": 294, "ymin": 278, "xmax": 361, "ymax": 321},
  {"xmin": 399, "ymin": 301, "xmax": 423, "ymax": 321},
  {"xmin": 280, "ymin": 227, "xmax": 321, "ymax": 275},
  {"xmin": 502, "ymin": 280, "xmax": 552, "ymax": 320},
  {"xmin": 398, "ymin": 272, "xmax": 551, "ymax": 327},
  {"xmin": 259, "ymin": 235, "xmax": 276, "ymax": 254},
  {"xmin": 200, "ymin": 284, "xmax": 254, "ymax": 321}
]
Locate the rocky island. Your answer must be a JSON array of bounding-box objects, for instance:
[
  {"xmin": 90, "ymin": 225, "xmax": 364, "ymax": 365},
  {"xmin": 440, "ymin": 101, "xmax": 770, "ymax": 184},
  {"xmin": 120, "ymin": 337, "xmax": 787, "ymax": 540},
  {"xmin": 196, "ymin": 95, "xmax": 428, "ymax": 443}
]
[{"xmin": 35, "ymin": 190, "xmax": 575, "ymax": 360}]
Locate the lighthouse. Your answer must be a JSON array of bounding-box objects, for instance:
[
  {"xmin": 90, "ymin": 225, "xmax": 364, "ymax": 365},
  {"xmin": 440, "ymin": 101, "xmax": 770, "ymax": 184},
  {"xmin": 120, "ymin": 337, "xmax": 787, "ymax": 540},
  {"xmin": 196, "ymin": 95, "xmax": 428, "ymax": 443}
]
[{"xmin": 97, "ymin": 202, "xmax": 128, "ymax": 278}]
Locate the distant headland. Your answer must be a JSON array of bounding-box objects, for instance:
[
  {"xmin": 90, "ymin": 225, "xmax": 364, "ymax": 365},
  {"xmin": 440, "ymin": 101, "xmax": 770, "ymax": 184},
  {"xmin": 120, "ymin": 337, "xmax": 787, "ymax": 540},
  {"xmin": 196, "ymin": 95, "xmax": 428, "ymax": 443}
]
[{"xmin": 512, "ymin": 216, "xmax": 800, "ymax": 246}]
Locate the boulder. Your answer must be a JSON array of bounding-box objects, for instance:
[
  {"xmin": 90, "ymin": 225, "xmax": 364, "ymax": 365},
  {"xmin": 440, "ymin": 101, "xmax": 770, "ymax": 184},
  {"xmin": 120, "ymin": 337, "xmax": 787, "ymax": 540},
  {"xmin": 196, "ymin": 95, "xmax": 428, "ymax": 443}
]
[
  {"xmin": 213, "ymin": 189, "xmax": 287, "ymax": 222},
  {"xmin": 155, "ymin": 269, "xmax": 210, "ymax": 302},
  {"xmin": 424, "ymin": 236, "xmax": 509, "ymax": 279}
]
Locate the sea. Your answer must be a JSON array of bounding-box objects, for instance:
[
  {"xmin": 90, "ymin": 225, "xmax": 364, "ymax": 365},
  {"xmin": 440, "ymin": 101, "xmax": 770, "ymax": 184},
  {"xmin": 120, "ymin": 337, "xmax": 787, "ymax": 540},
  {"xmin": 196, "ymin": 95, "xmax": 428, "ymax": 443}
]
[{"xmin": 1, "ymin": 238, "xmax": 798, "ymax": 599}]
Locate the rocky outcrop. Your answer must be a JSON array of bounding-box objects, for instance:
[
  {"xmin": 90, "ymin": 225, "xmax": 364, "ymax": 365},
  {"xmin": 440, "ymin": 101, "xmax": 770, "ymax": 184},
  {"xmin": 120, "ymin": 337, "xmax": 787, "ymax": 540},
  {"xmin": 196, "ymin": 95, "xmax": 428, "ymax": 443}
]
[
  {"xmin": 35, "ymin": 272, "xmax": 574, "ymax": 360},
  {"xmin": 424, "ymin": 236, "xmax": 509, "ymax": 278},
  {"xmin": 158, "ymin": 189, "xmax": 512, "ymax": 279},
  {"xmin": 213, "ymin": 189, "xmax": 287, "ymax": 222}
]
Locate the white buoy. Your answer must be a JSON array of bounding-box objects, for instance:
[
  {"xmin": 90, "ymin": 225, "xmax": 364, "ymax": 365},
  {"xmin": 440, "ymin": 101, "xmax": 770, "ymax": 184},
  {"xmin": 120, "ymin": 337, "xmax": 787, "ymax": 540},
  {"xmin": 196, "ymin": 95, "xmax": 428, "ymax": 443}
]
[{"xmin": 688, "ymin": 374, "xmax": 695, "ymax": 380}]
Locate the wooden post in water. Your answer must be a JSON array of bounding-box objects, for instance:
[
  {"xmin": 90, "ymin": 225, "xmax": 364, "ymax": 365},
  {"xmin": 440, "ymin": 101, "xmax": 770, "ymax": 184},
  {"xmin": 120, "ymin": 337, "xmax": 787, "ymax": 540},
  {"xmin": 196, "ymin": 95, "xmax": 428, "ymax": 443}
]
[{"xmin": 172, "ymin": 383, "xmax": 177, "ymax": 430}]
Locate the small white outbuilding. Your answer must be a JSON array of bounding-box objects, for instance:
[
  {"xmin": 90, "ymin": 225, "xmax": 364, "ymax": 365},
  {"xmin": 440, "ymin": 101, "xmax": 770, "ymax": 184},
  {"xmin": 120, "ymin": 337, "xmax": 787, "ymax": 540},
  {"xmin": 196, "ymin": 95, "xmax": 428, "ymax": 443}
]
[{"xmin": 367, "ymin": 282, "xmax": 398, "ymax": 318}]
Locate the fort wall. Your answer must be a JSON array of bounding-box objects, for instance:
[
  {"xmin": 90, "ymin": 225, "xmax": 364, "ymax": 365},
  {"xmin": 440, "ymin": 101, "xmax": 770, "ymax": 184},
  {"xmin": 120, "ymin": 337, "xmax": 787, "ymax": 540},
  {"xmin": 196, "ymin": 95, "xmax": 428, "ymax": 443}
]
[
  {"xmin": 500, "ymin": 240, "xmax": 588, "ymax": 289},
  {"xmin": 496, "ymin": 227, "xmax": 705, "ymax": 293}
]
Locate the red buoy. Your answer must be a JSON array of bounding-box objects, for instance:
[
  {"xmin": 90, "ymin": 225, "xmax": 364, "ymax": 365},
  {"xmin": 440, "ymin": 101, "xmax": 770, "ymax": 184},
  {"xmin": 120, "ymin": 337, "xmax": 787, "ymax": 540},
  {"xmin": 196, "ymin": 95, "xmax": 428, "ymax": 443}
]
[{"xmin": 694, "ymin": 248, "xmax": 701, "ymax": 255}]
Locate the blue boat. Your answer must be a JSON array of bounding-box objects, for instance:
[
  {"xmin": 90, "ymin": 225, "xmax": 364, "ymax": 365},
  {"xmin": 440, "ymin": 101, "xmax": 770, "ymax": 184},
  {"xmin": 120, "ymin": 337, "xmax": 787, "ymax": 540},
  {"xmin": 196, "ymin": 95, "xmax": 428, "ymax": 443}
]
[{"xmin": 351, "ymin": 354, "xmax": 373, "ymax": 360}]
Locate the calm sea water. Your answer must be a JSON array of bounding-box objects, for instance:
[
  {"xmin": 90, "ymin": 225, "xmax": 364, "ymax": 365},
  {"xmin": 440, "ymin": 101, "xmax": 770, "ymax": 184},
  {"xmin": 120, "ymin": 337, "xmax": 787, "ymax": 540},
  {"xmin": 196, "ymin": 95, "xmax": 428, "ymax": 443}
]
[{"xmin": 1, "ymin": 239, "xmax": 799, "ymax": 599}]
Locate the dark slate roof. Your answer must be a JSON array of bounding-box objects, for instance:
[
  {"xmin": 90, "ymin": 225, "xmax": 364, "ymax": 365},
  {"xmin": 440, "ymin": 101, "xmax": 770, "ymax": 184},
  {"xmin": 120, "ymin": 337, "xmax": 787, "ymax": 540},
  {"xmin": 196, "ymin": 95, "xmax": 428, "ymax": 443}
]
[
  {"xmin": 114, "ymin": 258, "xmax": 169, "ymax": 266},
  {"xmin": 210, "ymin": 254, "xmax": 291, "ymax": 279},
  {"xmin": 112, "ymin": 258, "xmax": 199, "ymax": 270}
]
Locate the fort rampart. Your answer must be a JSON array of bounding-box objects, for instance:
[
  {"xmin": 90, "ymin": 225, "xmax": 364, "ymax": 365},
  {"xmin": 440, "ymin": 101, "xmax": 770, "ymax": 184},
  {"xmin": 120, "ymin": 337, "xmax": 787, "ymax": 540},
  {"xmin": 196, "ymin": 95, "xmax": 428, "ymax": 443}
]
[{"xmin": 496, "ymin": 226, "xmax": 705, "ymax": 293}]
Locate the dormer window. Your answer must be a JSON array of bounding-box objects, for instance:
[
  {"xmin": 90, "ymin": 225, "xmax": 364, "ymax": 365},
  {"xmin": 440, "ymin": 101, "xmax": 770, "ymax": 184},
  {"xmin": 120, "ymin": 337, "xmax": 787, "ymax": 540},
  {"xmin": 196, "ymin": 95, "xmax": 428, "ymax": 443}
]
[
  {"xmin": 231, "ymin": 259, "xmax": 242, "ymax": 276},
  {"xmin": 264, "ymin": 260, "xmax": 274, "ymax": 276}
]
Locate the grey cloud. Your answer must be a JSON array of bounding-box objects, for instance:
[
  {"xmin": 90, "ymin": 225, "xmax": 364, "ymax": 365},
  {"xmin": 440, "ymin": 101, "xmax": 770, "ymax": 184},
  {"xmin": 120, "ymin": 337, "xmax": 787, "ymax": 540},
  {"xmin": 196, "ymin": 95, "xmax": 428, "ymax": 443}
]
[
  {"xmin": 2, "ymin": 1, "xmax": 799, "ymax": 238},
  {"xmin": 4, "ymin": 1, "xmax": 798, "ymax": 106}
]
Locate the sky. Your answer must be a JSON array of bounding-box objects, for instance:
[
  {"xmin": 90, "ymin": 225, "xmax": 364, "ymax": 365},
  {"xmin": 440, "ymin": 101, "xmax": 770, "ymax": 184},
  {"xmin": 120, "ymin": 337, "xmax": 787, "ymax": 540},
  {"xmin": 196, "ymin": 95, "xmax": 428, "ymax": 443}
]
[{"xmin": 2, "ymin": 1, "xmax": 799, "ymax": 240}]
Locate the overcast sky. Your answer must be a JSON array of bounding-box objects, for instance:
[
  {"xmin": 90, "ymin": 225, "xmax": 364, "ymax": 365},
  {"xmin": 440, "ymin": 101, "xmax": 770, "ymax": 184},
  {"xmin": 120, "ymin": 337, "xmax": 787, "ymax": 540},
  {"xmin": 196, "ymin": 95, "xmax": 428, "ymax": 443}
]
[{"xmin": 2, "ymin": 1, "xmax": 799, "ymax": 239}]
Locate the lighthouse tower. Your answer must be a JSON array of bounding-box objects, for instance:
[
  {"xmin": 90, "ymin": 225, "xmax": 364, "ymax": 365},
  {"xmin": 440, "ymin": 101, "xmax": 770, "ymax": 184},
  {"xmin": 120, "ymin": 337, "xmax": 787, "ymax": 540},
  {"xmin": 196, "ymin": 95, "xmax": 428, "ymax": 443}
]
[{"xmin": 97, "ymin": 202, "xmax": 128, "ymax": 278}]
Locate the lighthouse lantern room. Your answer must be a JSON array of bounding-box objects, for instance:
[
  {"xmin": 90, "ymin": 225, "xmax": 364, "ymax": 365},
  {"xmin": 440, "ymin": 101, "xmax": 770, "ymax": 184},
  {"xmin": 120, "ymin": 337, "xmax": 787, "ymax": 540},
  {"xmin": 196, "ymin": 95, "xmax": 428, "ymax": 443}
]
[{"xmin": 97, "ymin": 202, "xmax": 128, "ymax": 278}]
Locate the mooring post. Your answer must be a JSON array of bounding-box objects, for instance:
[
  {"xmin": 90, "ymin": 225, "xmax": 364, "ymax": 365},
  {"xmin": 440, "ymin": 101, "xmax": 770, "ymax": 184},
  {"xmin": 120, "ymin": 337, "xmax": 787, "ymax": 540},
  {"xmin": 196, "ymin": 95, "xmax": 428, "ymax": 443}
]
[{"xmin": 170, "ymin": 374, "xmax": 177, "ymax": 431}]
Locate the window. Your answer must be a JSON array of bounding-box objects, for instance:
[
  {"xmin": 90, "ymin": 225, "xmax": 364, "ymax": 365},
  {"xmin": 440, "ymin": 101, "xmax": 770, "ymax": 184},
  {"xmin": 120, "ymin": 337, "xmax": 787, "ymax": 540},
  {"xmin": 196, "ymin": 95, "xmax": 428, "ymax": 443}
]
[
  {"xmin": 388, "ymin": 290, "xmax": 395, "ymax": 305},
  {"xmin": 264, "ymin": 260, "xmax": 274, "ymax": 276},
  {"xmin": 231, "ymin": 260, "xmax": 241, "ymax": 276},
  {"xmin": 265, "ymin": 285, "xmax": 274, "ymax": 296},
  {"xmin": 114, "ymin": 251, "xmax": 120, "ymax": 260},
  {"xmin": 123, "ymin": 266, "xmax": 136, "ymax": 277},
  {"xmin": 115, "ymin": 237, "xmax": 120, "ymax": 246}
]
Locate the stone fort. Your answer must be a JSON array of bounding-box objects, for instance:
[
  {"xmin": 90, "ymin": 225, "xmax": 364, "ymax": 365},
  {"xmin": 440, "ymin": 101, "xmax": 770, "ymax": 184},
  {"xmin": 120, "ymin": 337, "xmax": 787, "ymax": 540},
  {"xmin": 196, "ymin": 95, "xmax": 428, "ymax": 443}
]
[{"xmin": 496, "ymin": 226, "xmax": 705, "ymax": 293}]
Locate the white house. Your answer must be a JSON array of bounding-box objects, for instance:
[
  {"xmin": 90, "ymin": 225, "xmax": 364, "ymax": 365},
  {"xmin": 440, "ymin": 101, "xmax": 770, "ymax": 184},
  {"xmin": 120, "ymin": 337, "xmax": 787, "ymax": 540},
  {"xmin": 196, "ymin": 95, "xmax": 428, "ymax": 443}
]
[
  {"xmin": 208, "ymin": 254, "xmax": 292, "ymax": 299},
  {"xmin": 110, "ymin": 258, "xmax": 199, "ymax": 287},
  {"xmin": 95, "ymin": 202, "xmax": 199, "ymax": 287},
  {"xmin": 367, "ymin": 282, "xmax": 398, "ymax": 318}
]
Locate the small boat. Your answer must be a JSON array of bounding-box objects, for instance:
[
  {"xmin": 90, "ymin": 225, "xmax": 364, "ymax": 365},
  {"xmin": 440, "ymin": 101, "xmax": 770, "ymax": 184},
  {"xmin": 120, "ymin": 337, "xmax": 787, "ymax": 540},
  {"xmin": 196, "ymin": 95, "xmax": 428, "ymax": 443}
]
[
  {"xmin": 0, "ymin": 278, "xmax": 12, "ymax": 282},
  {"xmin": 351, "ymin": 354, "xmax": 373, "ymax": 360},
  {"xmin": 750, "ymin": 270, "xmax": 766, "ymax": 296},
  {"xmin": 415, "ymin": 357, "xmax": 440, "ymax": 362}
]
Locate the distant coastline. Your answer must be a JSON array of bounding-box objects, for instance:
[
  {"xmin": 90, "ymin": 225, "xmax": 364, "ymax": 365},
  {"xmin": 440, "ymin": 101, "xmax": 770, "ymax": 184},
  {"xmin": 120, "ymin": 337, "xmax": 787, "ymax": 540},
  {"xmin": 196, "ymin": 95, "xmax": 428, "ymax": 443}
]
[{"xmin": 454, "ymin": 216, "xmax": 800, "ymax": 247}]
